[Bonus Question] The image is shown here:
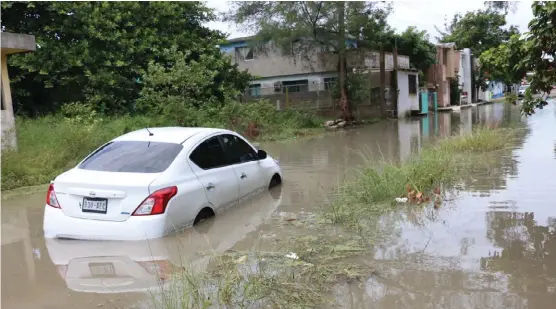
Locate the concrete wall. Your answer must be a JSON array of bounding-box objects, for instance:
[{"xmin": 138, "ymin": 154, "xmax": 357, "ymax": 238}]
[
  {"xmin": 1, "ymin": 54, "xmax": 17, "ymax": 150},
  {"xmin": 478, "ymin": 81, "xmax": 505, "ymax": 101},
  {"xmin": 458, "ymin": 48, "xmax": 472, "ymax": 104},
  {"xmin": 1, "ymin": 32, "xmax": 36, "ymax": 150},
  {"xmin": 396, "ymin": 71, "xmax": 420, "ymax": 118}
]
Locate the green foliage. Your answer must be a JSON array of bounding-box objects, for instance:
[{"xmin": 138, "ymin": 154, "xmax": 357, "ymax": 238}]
[
  {"xmin": 1, "ymin": 1, "xmax": 249, "ymax": 116},
  {"xmin": 437, "ymin": 9, "xmax": 519, "ymax": 56},
  {"xmin": 363, "ymin": 26, "xmax": 436, "ymax": 74},
  {"xmin": 505, "ymin": 93, "xmax": 518, "ymax": 105},
  {"xmin": 136, "ymin": 46, "xmax": 250, "ymax": 126},
  {"xmin": 479, "ymin": 35, "xmax": 526, "ymax": 86},
  {"xmin": 1, "ymin": 103, "xmax": 324, "ymax": 191},
  {"xmin": 225, "ymin": 1, "xmax": 391, "ymax": 54},
  {"xmin": 519, "ymin": 2, "xmax": 556, "ymax": 115},
  {"xmin": 484, "ymin": 1, "xmax": 518, "ymax": 13}
]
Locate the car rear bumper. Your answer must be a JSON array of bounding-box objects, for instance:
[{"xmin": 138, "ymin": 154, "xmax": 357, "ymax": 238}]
[{"xmin": 43, "ymin": 205, "xmax": 168, "ymax": 241}]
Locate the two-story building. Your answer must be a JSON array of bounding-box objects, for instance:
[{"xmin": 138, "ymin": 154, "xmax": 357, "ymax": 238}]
[
  {"xmin": 426, "ymin": 42, "xmax": 460, "ymax": 108},
  {"xmin": 219, "ymin": 36, "xmax": 420, "ymax": 118}
]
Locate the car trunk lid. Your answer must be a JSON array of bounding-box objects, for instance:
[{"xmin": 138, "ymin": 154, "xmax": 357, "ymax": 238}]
[{"xmin": 54, "ymin": 169, "xmax": 157, "ymax": 222}]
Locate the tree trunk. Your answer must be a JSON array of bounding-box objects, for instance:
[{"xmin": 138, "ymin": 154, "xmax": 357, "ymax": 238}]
[
  {"xmin": 337, "ymin": 1, "xmax": 352, "ymax": 121},
  {"xmin": 392, "ymin": 45, "xmax": 399, "ymax": 116}
]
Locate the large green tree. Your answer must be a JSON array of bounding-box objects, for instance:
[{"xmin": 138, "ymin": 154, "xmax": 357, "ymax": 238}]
[
  {"xmin": 224, "ymin": 1, "xmax": 392, "ymax": 119},
  {"xmin": 479, "ymin": 34, "xmax": 527, "ymax": 88},
  {"xmin": 377, "ymin": 27, "xmax": 436, "ymax": 75},
  {"xmin": 484, "ymin": 1, "xmax": 518, "ymax": 13},
  {"xmin": 436, "ymin": 9, "xmax": 519, "ymax": 56},
  {"xmin": 1, "ymin": 1, "xmax": 250, "ymax": 116},
  {"xmin": 518, "ymin": 2, "xmax": 556, "ymax": 115}
]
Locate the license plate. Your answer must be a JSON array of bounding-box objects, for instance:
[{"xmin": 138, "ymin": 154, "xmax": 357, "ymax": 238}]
[
  {"xmin": 82, "ymin": 198, "xmax": 107, "ymax": 213},
  {"xmin": 89, "ymin": 262, "xmax": 115, "ymax": 277}
]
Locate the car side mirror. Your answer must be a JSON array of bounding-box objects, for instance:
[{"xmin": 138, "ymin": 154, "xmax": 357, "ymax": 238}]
[{"xmin": 257, "ymin": 149, "xmax": 267, "ymax": 160}]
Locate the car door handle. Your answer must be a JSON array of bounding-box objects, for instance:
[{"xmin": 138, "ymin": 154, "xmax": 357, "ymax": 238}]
[
  {"xmin": 240, "ymin": 173, "xmax": 247, "ymax": 179},
  {"xmin": 206, "ymin": 183, "xmax": 215, "ymax": 191}
]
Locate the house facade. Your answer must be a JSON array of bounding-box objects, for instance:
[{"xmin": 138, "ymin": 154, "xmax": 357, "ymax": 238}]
[
  {"xmin": 426, "ymin": 42, "xmax": 460, "ymax": 107},
  {"xmin": 458, "ymin": 48, "xmax": 473, "ymax": 105},
  {"xmin": 219, "ymin": 36, "xmax": 418, "ymax": 117},
  {"xmin": 219, "ymin": 36, "xmax": 410, "ymax": 95}
]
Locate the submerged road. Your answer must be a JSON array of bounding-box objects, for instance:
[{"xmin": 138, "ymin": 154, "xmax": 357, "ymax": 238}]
[{"xmin": 2, "ymin": 102, "xmax": 555, "ymax": 309}]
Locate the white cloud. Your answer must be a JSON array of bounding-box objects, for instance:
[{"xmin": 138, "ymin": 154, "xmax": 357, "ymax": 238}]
[{"xmin": 206, "ymin": 0, "xmax": 534, "ymax": 43}]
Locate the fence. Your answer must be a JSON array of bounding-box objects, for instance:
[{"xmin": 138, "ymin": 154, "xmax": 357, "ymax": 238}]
[{"xmin": 241, "ymin": 71, "xmax": 395, "ymax": 118}]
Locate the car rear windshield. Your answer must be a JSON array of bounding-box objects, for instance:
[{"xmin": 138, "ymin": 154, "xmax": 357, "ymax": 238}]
[{"xmin": 79, "ymin": 141, "xmax": 183, "ymax": 173}]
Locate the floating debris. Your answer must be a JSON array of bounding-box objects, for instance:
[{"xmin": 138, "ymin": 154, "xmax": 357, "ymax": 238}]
[
  {"xmin": 235, "ymin": 255, "xmax": 247, "ymax": 264},
  {"xmin": 395, "ymin": 197, "xmax": 408, "ymax": 203},
  {"xmin": 285, "ymin": 252, "xmax": 299, "ymax": 260}
]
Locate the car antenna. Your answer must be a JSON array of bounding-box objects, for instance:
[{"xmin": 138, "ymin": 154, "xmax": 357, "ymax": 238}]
[{"xmin": 145, "ymin": 128, "xmax": 154, "ymax": 136}]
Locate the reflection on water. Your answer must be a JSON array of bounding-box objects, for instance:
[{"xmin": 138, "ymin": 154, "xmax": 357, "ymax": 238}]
[{"xmin": 2, "ymin": 102, "xmax": 555, "ymax": 309}]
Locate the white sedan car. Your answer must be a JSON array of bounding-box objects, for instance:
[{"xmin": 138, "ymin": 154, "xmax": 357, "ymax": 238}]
[{"xmin": 43, "ymin": 127, "xmax": 282, "ymax": 241}]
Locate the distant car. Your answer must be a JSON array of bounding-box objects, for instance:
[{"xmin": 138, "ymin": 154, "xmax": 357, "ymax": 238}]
[
  {"xmin": 43, "ymin": 127, "xmax": 282, "ymax": 241},
  {"xmin": 518, "ymin": 84, "xmax": 530, "ymax": 97}
]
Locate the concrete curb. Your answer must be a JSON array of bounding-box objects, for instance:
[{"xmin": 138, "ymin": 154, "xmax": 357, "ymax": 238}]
[{"xmin": 437, "ymin": 97, "xmax": 504, "ymax": 112}]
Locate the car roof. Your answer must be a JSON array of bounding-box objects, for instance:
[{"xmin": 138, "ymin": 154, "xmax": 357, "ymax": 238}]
[{"xmin": 112, "ymin": 127, "xmax": 228, "ymax": 144}]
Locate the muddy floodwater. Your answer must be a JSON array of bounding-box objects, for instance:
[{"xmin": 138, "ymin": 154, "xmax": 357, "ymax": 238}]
[{"xmin": 2, "ymin": 102, "xmax": 556, "ymax": 309}]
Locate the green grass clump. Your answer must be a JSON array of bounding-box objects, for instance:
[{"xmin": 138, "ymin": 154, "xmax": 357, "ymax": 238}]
[
  {"xmin": 1, "ymin": 101, "xmax": 327, "ymax": 191},
  {"xmin": 151, "ymin": 227, "xmax": 374, "ymax": 309},
  {"xmin": 324, "ymin": 126, "xmax": 522, "ymax": 230}
]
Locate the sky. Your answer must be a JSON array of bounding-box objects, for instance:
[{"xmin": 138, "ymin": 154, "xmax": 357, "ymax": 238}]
[{"xmin": 205, "ymin": 0, "xmax": 535, "ymax": 43}]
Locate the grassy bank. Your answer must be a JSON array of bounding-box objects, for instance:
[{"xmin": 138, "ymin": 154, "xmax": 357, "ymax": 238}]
[
  {"xmin": 324, "ymin": 126, "xmax": 523, "ymax": 232},
  {"xmin": 1, "ymin": 101, "xmax": 326, "ymax": 191},
  {"xmin": 148, "ymin": 125, "xmax": 523, "ymax": 309}
]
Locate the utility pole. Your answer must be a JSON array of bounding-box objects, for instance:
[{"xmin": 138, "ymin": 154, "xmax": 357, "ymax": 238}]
[
  {"xmin": 379, "ymin": 44, "xmax": 386, "ymax": 118},
  {"xmin": 393, "ymin": 38, "xmax": 399, "ymax": 116}
]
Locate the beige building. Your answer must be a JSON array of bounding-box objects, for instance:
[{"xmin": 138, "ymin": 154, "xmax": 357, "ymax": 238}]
[
  {"xmin": 220, "ymin": 36, "xmax": 410, "ymax": 96},
  {"xmin": 425, "ymin": 42, "xmax": 460, "ymax": 108},
  {"xmin": 1, "ymin": 32, "xmax": 36, "ymax": 150}
]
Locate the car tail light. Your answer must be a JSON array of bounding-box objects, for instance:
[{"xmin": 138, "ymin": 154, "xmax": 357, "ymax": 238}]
[
  {"xmin": 132, "ymin": 186, "xmax": 177, "ymax": 216},
  {"xmin": 46, "ymin": 184, "xmax": 61, "ymax": 208},
  {"xmin": 137, "ymin": 260, "xmax": 179, "ymax": 281}
]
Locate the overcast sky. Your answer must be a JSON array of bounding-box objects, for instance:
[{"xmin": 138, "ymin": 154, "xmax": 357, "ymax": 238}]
[{"xmin": 205, "ymin": 0, "xmax": 534, "ymax": 42}]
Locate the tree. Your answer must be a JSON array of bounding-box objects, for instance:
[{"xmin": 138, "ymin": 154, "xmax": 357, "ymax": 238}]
[
  {"xmin": 1, "ymin": 1, "xmax": 250, "ymax": 116},
  {"xmin": 224, "ymin": 1, "xmax": 393, "ymax": 119},
  {"xmin": 436, "ymin": 9, "xmax": 519, "ymax": 56},
  {"xmin": 518, "ymin": 2, "xmax": 556, "ymax": 115},
  {"xmin": 136, "ymin": 46, "xmax": 251, "ymax": 126},
  {"xmin": 379, "ymin": 27, "xmax": 436, "ymax": 75},
  {"xmin": 479, "ymin": 34, "xmax": 527, "ymax": 88},
  {"xmin": 484, "ymin": 1, "xmax": 518, "ymax": 13}
]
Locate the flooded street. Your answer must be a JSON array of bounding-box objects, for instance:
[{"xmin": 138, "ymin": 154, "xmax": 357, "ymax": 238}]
[{"xmin": 2, "ymin": 102, "xmax": 555, "ymax": 309}]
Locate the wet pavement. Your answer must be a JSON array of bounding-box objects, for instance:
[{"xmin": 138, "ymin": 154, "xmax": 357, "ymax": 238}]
[{"xmin": 2, "ymin": 102, "xmax": 555, "ymax": 309}]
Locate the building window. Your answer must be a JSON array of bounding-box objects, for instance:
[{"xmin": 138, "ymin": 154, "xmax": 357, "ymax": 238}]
[
  {"xmin": 282, "ymin": 80, "xmax": 309, "ymax": 93},
  {"xmin": 443, "ymin": 49, "xmax": 448, "ymax": 66},
  {"xmin": 245, "ymin": 48, "xmax": 254, "ymax": 60},
  {"xmin": 408, "ymin": 74, "xmax": 417, "ymax": 94},
  {"xmin": 324, "ymin": 77, "xmax": 337, "ymax": 90},
  {"xmin": 236, "ymin": 47, "xmax": 254, "ymax": 61},
  {"xmin": 248, "ymin": 84, "xmax": 261, "ymax": 97}
]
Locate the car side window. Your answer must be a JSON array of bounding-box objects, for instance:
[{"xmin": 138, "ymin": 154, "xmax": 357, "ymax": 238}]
[
  {"xmin": 219, "ymin": 134, "xmax": 258, "ymax": 165},
  {"xmin": 189, "ymin": 136, "xmax": 229, "ymax": 170}
]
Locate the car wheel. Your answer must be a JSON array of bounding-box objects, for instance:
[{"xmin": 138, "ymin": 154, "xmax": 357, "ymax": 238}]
[{"xmin": 269, "ymin": 174, "xmax": 282, "ymax": 189}]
